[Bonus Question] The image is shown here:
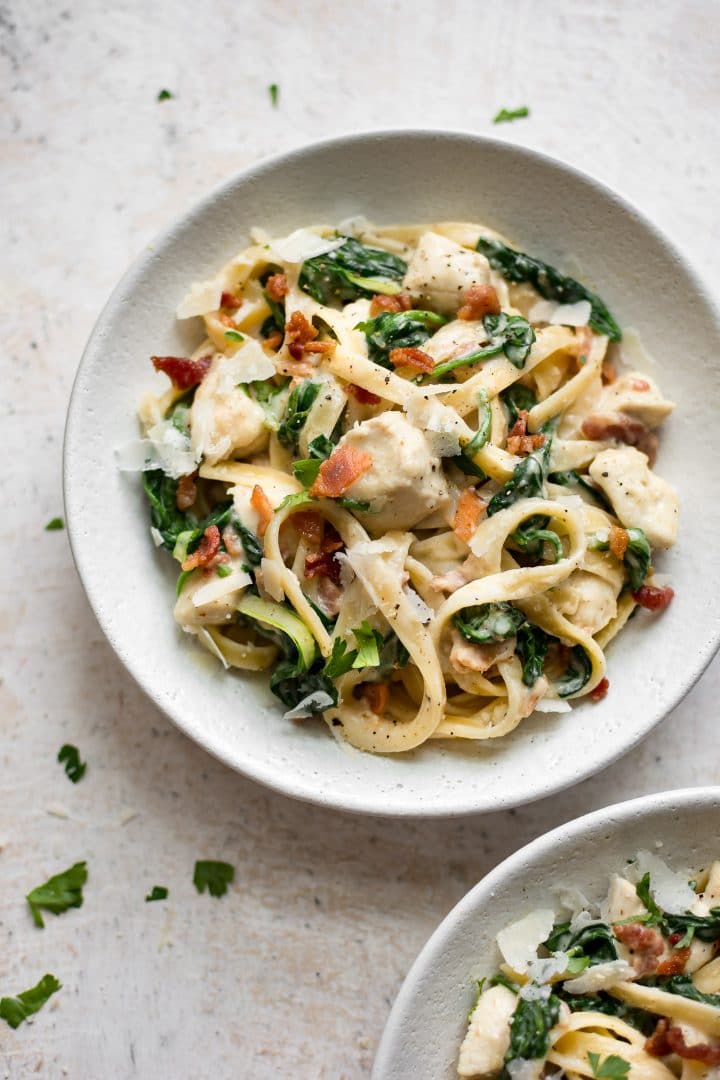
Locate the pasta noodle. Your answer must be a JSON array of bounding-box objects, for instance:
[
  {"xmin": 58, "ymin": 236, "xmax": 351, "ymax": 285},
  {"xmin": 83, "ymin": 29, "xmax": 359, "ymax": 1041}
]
[
  {"xmin": 458, "ymin": 855, "xmax": 720, "ymax": 1079},
  {"xmin": 124, "ymin": 220, "xmax": 679, "ymax": 753}
]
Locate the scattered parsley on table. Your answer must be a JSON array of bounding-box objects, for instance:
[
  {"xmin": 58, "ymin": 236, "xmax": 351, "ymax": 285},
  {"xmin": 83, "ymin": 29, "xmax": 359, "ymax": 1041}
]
[
  {"xmin": 193, "ymin": 861, "xmax": 235, "ymax": 897},
  {"xmin": 493, "ymin": 106, "xmax": 529, "ymax": 124},
  {"xmin": 58, "ymin": 743, "xmax": 86, "ymax": 783}
]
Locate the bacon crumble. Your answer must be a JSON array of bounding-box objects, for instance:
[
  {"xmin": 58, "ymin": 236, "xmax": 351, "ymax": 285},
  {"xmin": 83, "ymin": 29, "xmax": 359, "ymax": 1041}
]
[
  {"xmin": 454, "ymin": 488, "xmax": 487, "ymax": 543},
  {"xmin": 655, "ymin": 946, "xmax": 690, "ymax": 976},
  {"xmin": 304, "ymin": 551, "xmax": 342, "ymax": 585},
  {"xmin": 309, "ymin": 445, "xmax": 373, "ymax": 499},
  {"xmin": 220, "ymin": 291, "xmax": 241, "ymax": 310},
  {"xmin": 457, "ymin": 284, "xmax": 501, "ymax": 321},
  {"xmin": 175, "ymin": 473, "xmax": 197, "ymax": 511},
  {"xmin": 346, "ymin": 383, "xmax": 381, "ymax": 405},
  {"xmin": 613, "ymin": 921, "xmax": 664, "ymax": 975},
  {"xmin": 646, "ymin": 1018, "xmax": 720, "ymax": 1063},
  {"xmin": 506, "ymin": 411, "xmax": 546, "ymax": 456},
  {"xmin": 250, "ymin": 484, "xmax": 274, "ymax": 537},
  {"xmin": 369, "ymin": 293, "xmax": 412, "ymax": 316},
  {"xmin": 265, "ymin": 273, "xmax": 289, "ymax": 301},
  {"xmin": 389, "ymin": 346, "xmax": 435, "ymax": 373},
  {"xmin": 608, "ymin": 525, "xmax": 630, "ymax": 561},
  {"xmin": 361, "ymin": 683, "xmax": 389, "ymax": 716},
  {"xmin": 590, "ymin": 677, "xmax": 609, "ymax": 702},
  {"xmin": 632, "ymin": 585, "xmax": 675, "ymax": 612},
  {"xmin": 181, "ymin": 524, "xmax": 221, "ymax": 572},
  {"xmin": 581, "ymin": 414, "xmax": 658, "ymax": 464},
  {"xmin": 152, "ymin": 354, "xmax": 212, "ymax": 390}
]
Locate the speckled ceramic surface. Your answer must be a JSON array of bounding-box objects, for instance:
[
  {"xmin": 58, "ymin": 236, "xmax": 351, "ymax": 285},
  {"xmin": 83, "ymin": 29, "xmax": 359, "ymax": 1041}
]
[
  {"xmin": 64, "ymin": 130, "xmax": 720, "ymax": 817},
  {"xmin": 373, "ymin": 786, "xmax": 720, "ymax": 1078}
]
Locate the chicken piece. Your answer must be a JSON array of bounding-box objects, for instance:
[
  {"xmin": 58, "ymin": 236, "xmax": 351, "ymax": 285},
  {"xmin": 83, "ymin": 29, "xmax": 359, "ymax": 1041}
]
[
  {"xmin": 422, "ymin": 319, "xmax": 488, "ymax": 365},
  {"xmin": 458, "ymin": 985, "xmax": 517, "ymax": 1077},
  {"xmin": 173, "ymin": 566, "xmax": 249, "ymax": 628},
  {"xmin": 190, "ymin": 354, "xmax": 268, "ymax": 463},
  {"xmin": 589, "ymin": 447, "xmax": 679, "ymax": 548},
  {"xmin": 403, "ymin": 232, "xmax": 491, "ymax": 316},
  {"xmin": 337, "ymin": 412, "xmax": 450, "ymax": 532},
  {"xmin": 449, "ymin": 629, "xmax": 516, "ymax": 675},
  {"xmin": 595, "ymin": 371, "xmax": 675, "ymax": 430},
  {"xmin": 552, "ymin": 571, "xmax": 618, "ymax": 635}
]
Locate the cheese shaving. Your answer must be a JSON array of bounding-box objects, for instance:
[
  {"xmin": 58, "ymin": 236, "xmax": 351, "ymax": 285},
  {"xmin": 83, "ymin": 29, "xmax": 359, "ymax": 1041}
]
[{"xmin": 496, "ymin": 909, "xmax": 556, "ymax": 974}]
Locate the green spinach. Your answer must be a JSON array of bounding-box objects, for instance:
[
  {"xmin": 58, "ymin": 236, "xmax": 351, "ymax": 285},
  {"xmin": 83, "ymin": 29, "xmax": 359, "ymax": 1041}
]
[
  {"xmin": 356, "ymin": 310, "xmax": 446, "ymax": 367},
  {"xmin": 502, "ymin": 383, "xmax": 537, "ymax": 427},
  {"xmin": 505, "ymin": 994, "xmax": 561, "ymax": 1062},
  {"xmin": 431, "ymin": 312, "xmax": 535, "ymax": 380},
  {"xmin": 300, "ymin": 237, "xmax": 407, "ymax": 305},
  {"xmin": 277, "ymin": 380, "xmax": 322, "ymax": 452},
  {"xmin": 454, "ymin": 603, "xmax": 525, "ymax": 645},
  {"xmin": 516, "ymin": 624, "xmax": 550, "ymax": 687},
  {"xmin": 556, "ymin": 644, "xmax": 593, "ymax": 697}
]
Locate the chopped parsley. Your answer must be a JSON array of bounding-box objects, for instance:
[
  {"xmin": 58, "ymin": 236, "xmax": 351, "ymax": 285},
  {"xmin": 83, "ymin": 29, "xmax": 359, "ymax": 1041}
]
[
  {"xmin": 145, "ymin": 886, "xmax": 169, "ymax": 902},
  {"xmin": 493, "ymin": 105, "xmax": 529, "ymax": 124},
  {"xmin": 157, "ymin": 88, "xmax": 173, "ymax": 102},
  {"xmin": 57, "ymin": 744, "xmax": 86, "ymax": 783},
  {"xmin": 0, "ymin": 974, "xmax": 61, "ymax": 1029},
  {"xmin": 26, "ymin": 861, "xmax": 88, "ymax": 928},
  {"xmin": 224, "ymin": 329, "xmax": 244, "ymax": 342},
  {"xmin": 193, "ymin": 860, "xmax": 235, "ymax": 898},
  {"xmin": 216, "ymin": 564, "xmax": 233, "ymax": 578},
  {"xmin": 45, "ymin": 517, "xmax": 64, "ymax": 531},
  {"xmin": 268, "ymin": 83, "xmax": 279, "ymax": 107},
  {"xmin": 587, "ymin": 1053, "xmax": 630, "ymax": 1080},
  {"xmin": 351, "ymin": 622, "xmax": 383, "ymax": 669}
]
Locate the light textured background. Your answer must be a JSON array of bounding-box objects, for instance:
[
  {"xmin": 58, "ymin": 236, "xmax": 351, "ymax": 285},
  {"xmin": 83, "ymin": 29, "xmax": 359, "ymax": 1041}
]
[{"xmin": 2, "ymin": 1, "xmax": 719, "ymax": 1077}]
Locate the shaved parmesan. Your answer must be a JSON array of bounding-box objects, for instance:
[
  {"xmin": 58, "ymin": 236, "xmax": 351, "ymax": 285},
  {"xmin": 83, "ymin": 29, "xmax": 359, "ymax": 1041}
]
[
  {"xmin": 268, "ymin": 228, "xmax": 345, "ymax": 265},
  {"xmin": 261, "ymin": 557, "xmax": 284, "ymax": 602},
  {"xmin": 150, "ymin": 526, "xmax": 164, "ymax": 547},
  {"xmin": 232, "ymin": 486, "xmax": 260, "ymax": 533},
  {"xmin": 191, "ymin": 569, "xmax": 251, "ymax": 608},
  {"xmin": 529, "ymin": 298, "xmax": 592, "ymax": 328},
  {"xmin": 632, "ymin": 850, "xmax": 697, "ymax": 914},
  {"xmin": 405, "ymin": 395, "xmax": 463, "ymax": 458},
  {"xmin": 496, "ymin": 909, "xmax": 555, "ymax": 974},
  {"xmin": 283, "ymin": 691, "xmax": 334, "ymax": 719},
  {"xmin": 519, "ymin": 982, "xmax": 553, "ymax": 1002},
  {"xmin": 196, "ymin": 627, "xmax": 230, "ymax": 669},
  {"xmin": 620, "ymin": 327, "xmax": 656, "ymax": 373},
  {"xmin": 116, "ymin": 418, "xmax": 197, "ymax": 479},
  {"xmin": 177, "ymin": 278, "xmax": 224, "ymax": 319},
  {"xmin": 336, "ymin": 214, "xmax": 372, "ymax": 238},
  {"xmin": 507, "ymin": 1058, "xmax": 543, "ymax": 1080},
  {"xmin": 216, "ymin": 339, "xmax": 275, "ymax": 386},
  {"xmin": 533, "ymin": 698, "xmax": 571, "ymax": 714},
  {"xmin": 526, "ymin": 953, "xmax": 570, "ymax": 985},
  {"xmin": 563, "ymin": 959, "xmax": 636, "ymax": 994}
]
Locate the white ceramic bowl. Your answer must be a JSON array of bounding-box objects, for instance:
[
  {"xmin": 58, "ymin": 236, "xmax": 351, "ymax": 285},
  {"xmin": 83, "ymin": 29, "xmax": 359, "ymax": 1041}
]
[
  {"xmin": 64, "ymin": 130, "xmax": 720, "ymax": 816},
  {"xmin": 373, "ymin": 786, "xmax": 720, "ymax": 1078}
]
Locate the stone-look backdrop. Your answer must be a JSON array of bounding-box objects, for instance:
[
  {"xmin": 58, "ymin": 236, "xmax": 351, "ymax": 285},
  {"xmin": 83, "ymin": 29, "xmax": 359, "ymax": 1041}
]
[{"xmin": 2, "ymin": 1, "xmax": 719, "ymax": 1076}]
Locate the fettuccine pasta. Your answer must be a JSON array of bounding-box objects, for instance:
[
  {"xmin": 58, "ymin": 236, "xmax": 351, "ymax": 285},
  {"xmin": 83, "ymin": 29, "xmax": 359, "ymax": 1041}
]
[
  {"xmin": 458, "ymin": 854, "xmax": 720, "ymax": 1079},
  {"xmin": 122, "ymin": 219, "xmax": 679, "ymax": 753}
]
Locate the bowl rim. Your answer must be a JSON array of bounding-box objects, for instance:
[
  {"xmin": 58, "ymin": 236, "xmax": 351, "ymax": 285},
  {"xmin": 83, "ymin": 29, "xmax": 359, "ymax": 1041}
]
[
  {"xmin": 63, "ymin": 128, "xmax": 720, "ymax": 817},
  {"xmin": 372, "ymin": 784, "xmax": 720, "ymax": 1075}
]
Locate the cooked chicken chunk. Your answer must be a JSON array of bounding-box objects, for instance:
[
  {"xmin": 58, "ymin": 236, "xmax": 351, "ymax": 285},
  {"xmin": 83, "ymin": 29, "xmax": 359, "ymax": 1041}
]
[
  {"xmin": 403, "ymin": 232, "xmax": 491, "ymax": 316},
  {"xmin": 597, "ymin": 371, "xmax": 675, "ymax": 429},
  {"xmin": 338, "ymin": 412, "xmax": 450, "ymax": 532},
  {"xmin": 553, "ymin": 570, "xmax": 618, "ymax": 635},
  {"xmin": 191, "ymin": 354, "xmax": 268, "ymax": 463},
  {"xmin": 458, "ymin": 985, "xmax": 517, "ymax": 1077},
  {"xmin": 589, "ymin": 447, "xmax": 679, "ymax": 548}
]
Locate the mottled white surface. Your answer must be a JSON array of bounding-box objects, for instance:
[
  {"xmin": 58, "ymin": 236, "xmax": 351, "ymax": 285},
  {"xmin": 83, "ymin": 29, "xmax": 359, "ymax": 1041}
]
[{"xmin": 2, "ymin": 1, "xmax": 719, "ymax": 1077}]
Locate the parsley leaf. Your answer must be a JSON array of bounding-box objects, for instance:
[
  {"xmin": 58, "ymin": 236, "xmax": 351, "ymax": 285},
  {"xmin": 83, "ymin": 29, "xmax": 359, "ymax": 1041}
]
[
  {"xmin": 351, "ymin": 622, "xmax": 383, "ymax": 669},
  {"xmin": 587, "ymin": 1053, "xmax": 630, "ymax": 1080},
  {"xmin": 323, "ymin": 638, "xmax": 357, "ymax": 679},
  {"xmin": 193, "ymin": 861, "xmax": 235, "ymax": 898},
  {"xmin": 493, "ymin": 105, "xmax": 529, "ymax": 124},
  {"xmin": 26, "ymin": 861, "xmax": 87, "ymax": 928},
  {"xmin": 224, "ymin": 329, "xmax": 244, "ymax": 342},
  {"xmin": 45, "ymin": 517, "xmax": 64, "ymax": 531},
  {"xmin": 268, "ymin": 83, "xmax": 279, "ymax": 107},
  {"xmin": 145, "ymin": 886, "xmax": 168, "ymax": 902},
  {"xmin": 157, "ymin": 88, "xmax": 173, "ymax": 102},
  {"xmin": 336, "ymin": 497, "xmax": 370, "ymax": 511},
  {"xmin": 276, "ymin": 491, "xmax": 315, "ymax": 513},
  {"xmin": 0, "ymin": 974, "xmax": 61, "ymax": 1029},
  {"xmin": 293, "ymin": 458, "xmax": 322, "ymax": 487},
  {"xmin": 57, "ymin": 744, "xmax": 86, "ymax": 783}
]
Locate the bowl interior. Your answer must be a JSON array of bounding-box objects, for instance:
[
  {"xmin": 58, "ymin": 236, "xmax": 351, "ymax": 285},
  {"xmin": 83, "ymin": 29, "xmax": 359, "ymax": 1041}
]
[
  {"xmin": 64, "ymin": 130, "xmax": 720, "ymax": 816},
  {"xmin": 373, "ymin": 787, "xmax": 720, "ymax": 1078}
]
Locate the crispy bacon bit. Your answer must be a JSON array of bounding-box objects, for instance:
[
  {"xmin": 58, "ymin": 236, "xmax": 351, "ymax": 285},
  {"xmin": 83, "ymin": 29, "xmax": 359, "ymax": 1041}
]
[
  {"xmin": 369, "ymin": 293, "xmax": 412, "ymax": 316},
  {"xmin": 285, "ymin": 310, "xmax": 318, "ymax": 349},
  {"xmin": 656, "ymin": 946, "xmax": 690, "ymax": 976},
  {"xmin": 581, "ymin": 414, "xmax": 658, "ymax": 464},
  {"xmin": 450, "ymin": 631, "xmax": 515, "ymax": 675},
  {"xmin": 601, "ymin": 358, "xmax": 617, "ymax": 385},
  {"xmin": 630, "ymin": 378, "xmax": 651, "ymax": 391},
  {"xmin": 264, "ymin": 330, "xmax": 284, "ymax": 351},
  {"xmin": 389, "ymin": 346, "xmax": 435, "ymax": 373},
  {"xmin": 219, "ymin": 312, "xmax": 236, "ymax": 327},
  {"xmin": 291, "ymin": 511, "xmax": 323, "ymax": 547},
  {"xmin": 181, "ymin": 524, "xmax": 221, "ymax": 572},
  {"xmin": 304, "ymin": 551, "xmax": 341, "ymax": 584},
  {"xmin": 309, "ymin": 445, "xmax": 373, "ymax": 499},
  {"xmin": 590, "ymin": 677, "xmax": 609, "ymax": 702},
  {"xmin": 222, "ymin": 523, "xmax": 244, "ymax": 558},
  {"xmin": 220, "ymin": 291, "xmax": 241, "ymax": 311},
  {"xmin": 152, "ymin": 354, "xmax": 212, "ymax": 390},
  {"xmin": 346, "ymin": 383, "xmax": 381, "ymax": 405},
  {"xmin": 250, "ymin": 484, "xmax": 274, "ymax": 537},
  {"xmin": 666, "ymin": 1026, "xmax": 720, "ymax": 1063},
  {"xmin": 457, "ymin": 284, "xmax": 501, "ymax": 321},
  {"xmin": 609, "ymin": 525, "xmax": 630, "ymax": 561},
  {"xmin": 454, "ymin": 488, "xmax": 487, "ymax": 543},
  {"xmin": 303, "ymin": 339, "xmax": 336, "ymax": 355},
  {"xmin": 645, "ymin": 1019, "xmax": 672, "ymax": 1057},
  {"xmin": 613, "ymin": 922, "xmax": 665, "ymax": 975},
  {"xmin": 361, "ymin": 683, "xmax": 389, "ymax": 716},
  {"xmin": 321, "ymin": 524, "xmax": 344, "ymax": 554},
  {"xmin": 506, "ymin": 411, "xmax": 547, "ymax": 455},
  {"xmin": 176, "ymin": 473, "xmax": 197, "ymax": 511},
  {"xmin": 632, "ymin": 585, "xmax": 675, "ymax": 612},
  {"xmin": 265, "ymin": 273, "xmax": 289, "ymax": 301}
]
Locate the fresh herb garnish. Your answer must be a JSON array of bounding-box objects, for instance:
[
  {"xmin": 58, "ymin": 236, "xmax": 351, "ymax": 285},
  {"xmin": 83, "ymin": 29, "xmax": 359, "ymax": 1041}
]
[
  {"xmin": 277, "ymin": 380, "xmax": 321, "ymax": 452},
  {"xmin": 293, "ymin": 434, "xmax": 335, "ymax": 487},
  {"xmin": 57, "ymin": 743, "xmax": 86, "ymax": 783},
  {"xmin": 193, "ymin": 861, "xmax": 235, "ymax": 898},
  {"xmin": 545, "ymin": 919, "xmax": 618, "ymax": 963},
  {"xmin": 323, "ymin": 638, "xmax": 357, "ymax": 680},
  {"xmin": 216, "ymin": 564, "xmax": 233, "ymax": 578},
  {"xmin": 587, "ymin": 1053, "xmax": 630, "ymax": 1080},
  {"xmin": 145, "ymin": 886, "xmax": 168, "ymax": 902},
  {"xmin": 276, "ymin": 490, "xmax": 315, "ymax": 514},
  {"xmin": 430, "ymin": 312, "xmax": 535, "ymax": 379},
  {"xmin": 336, "ymin": 497, "xmax": 371, "ymax": 511},
  {"xmin": 454, "ymin": 603, "xmax": 525, "ymax": 645},
  {"xmin": 299, "ymin": 237, "xmax": 407, "ymax": 305},
  {"xmin": 26, "ymin": 862, "xmax": 87, "ymax": 929},
  {"xmin": 477, "ymin": 236, "xmax": 622, "ymax": 341},
  {"xmin": 493, "ymin": 105, "xmax": 529, "ymax": 124},
  {"xmin": 157, "ymin": 88, "xmax": 173, "ymax": 101},
  {"xmin": 351, "ymin": 621, "xmax": 383, "ymax": 669},
  {"xmin": 224, "ymin": 329, "xmax": 244, "ymax": 342},
  {"xmin": 45, "ymin": 517, "xmax": 64, "ymax": 531},
  {"xmin": 268, "ymin": 83, "xmax": 279, "ymax": 107},
  {"xmin": 0, "ymin": 974, "xmax": 61, "ymax": 1029},
  {"xmin": 634, "ymin": 874, "xmax": 720, "ymax": 943},
  {"xmin": 356, "ymin": 310, "xmax": 446, "ymax": 368}
]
